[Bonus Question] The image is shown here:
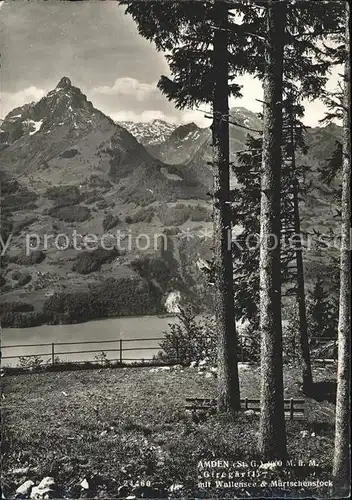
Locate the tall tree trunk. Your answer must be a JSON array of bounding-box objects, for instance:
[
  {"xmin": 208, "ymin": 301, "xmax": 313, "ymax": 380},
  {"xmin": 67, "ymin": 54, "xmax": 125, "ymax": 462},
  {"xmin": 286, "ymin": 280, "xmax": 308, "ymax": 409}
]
[
  {"xmin": 259, "ymin": 0, "xmax": 287, "ymax": 460},
  {"xmin": 289, "ymin": 111, "xmax": 313, "ymax": 394},
  {"xmin": 212, "ymin": 1, "xmax": 241, "ymax": 414},
  {"xmin": 333, "ymin": 1, "xmax": 351, "ymax": 492},
  {"xmin": 292, "ymin": 176, "xmax": 313, "ymax": 394}
]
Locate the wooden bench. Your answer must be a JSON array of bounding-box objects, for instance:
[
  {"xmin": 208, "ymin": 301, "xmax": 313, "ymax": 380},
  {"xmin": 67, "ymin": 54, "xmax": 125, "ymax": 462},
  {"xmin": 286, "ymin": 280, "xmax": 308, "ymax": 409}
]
[{"xmin": 185, "ymin": 397, "xmax": 305, "ymax": 420}]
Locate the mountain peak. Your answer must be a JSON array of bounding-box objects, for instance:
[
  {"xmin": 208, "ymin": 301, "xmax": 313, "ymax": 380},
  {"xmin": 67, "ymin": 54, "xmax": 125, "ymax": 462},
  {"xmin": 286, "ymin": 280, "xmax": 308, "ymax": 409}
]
[
  {"xmin": 169, "ymin": 122, "xmax": 199, "ymax": 141},
  {"xmin": 56, "ymin": 76, "xmax": 72, "ymax": 90},
  {"xmin": 229, "ymin": 107, "xmax": 262, "ymax": 131}
]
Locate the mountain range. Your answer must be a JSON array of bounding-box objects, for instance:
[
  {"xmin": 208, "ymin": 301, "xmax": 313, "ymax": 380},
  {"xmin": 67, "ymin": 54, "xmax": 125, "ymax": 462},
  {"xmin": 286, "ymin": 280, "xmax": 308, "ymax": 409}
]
[
  {"xmin": 0, "ymin": 77, "xmax": 207, "ymax": 204},
  {"xmin": 117, "ymin": 119, "xmax": 176, "ymax": 147},
  {"xmin": 0, "ymin": 77, "xmax": 342, "ymax": 324}
]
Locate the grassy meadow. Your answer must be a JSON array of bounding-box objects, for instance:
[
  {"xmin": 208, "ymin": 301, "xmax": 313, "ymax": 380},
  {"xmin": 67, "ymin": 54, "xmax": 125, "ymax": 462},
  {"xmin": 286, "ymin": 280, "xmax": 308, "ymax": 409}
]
[{"xmin": 1, "ymin": 364, "xmax": 337, "ymax": 498}]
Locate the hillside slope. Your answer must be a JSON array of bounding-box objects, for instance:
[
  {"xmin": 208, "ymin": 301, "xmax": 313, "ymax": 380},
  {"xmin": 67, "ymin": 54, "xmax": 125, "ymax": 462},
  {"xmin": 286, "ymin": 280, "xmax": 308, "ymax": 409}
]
[{"xmin": 0, "ymin": 84, "xmax": 342, "ymax": 326}]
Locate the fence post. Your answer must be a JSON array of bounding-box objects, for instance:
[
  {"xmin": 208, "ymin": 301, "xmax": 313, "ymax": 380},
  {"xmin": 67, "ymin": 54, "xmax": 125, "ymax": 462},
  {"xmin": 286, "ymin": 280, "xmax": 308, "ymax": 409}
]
[
  {"xmin": 245, "ymin": 397, "xmax": 248, "ymax": 411},
  {"xmin": 51, "ymin": 343, "xmax": 55, "ymax": 365},
  {"xmin": 290, "ymin": 398, "xmax": 294, "ymax": 420},
  {"xmin": 119, "ymin": 339, "xmax": 123, "ymax": 364}
]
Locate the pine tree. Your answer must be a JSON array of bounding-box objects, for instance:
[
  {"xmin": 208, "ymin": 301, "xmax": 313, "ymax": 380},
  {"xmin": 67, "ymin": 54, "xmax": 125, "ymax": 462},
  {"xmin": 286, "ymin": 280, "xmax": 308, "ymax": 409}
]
[
  {"xmin": 233, "ymin": 0, "xmax": 343, "ymax": 459},
  {"xmin": 233, "ymin": 100, "xmax": 312, "ymax": 360},
  {"xmin": 283, "ymin": 93, "xmax": 312, "ymax": 394},
  {"xmin": 258, "ymin": 0, "xmax": 287, "ymax": 461},
  {"xmin": 193, "ymin": 3, "xmax": 251, "ymax": 413},
  {"xmin": 278, "ymin": 0, "xmax": 345, "ymax": 384},
  {"xmin": 333, "ymin": 1, "xmax": 351, "ymax": 491},
  {"xmin": 228, "ymin": 2, "xmax": 344, "ymax": 458},
  {"xmin": 232, "ymin": 134, "xmax": 262, "ymax": 329},
  {"xmin": 315, "ymin": 1, "xmax": 351, "ymax": 488},
  {"xmin": 119, "ymin": 0, "xmax": 261, "ymax": 413},
  {"xmin": 212, "ymin": 2, "xmax": 241, "ymax": 413}
]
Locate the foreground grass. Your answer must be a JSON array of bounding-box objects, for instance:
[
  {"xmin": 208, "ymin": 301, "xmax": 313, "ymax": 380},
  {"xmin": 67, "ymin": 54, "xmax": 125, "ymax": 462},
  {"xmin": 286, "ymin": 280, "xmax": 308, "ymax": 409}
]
[{"xmin": 1, "ymin": 364, "xmax": 337, "ymax": 498}]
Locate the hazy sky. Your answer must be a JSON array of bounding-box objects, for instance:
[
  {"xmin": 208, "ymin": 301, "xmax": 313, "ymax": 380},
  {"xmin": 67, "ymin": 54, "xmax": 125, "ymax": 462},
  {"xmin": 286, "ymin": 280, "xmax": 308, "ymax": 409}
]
[{"xmin": 0, "ymin": 0, "xmax": 342, "ymax": 126}]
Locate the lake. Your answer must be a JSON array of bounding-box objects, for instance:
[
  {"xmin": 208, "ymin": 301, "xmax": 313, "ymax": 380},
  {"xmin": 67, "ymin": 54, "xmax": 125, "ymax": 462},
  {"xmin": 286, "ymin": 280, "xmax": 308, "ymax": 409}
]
[{"xmin": 0, "ymin": 315, "xmax": 181, "ymax": 366}]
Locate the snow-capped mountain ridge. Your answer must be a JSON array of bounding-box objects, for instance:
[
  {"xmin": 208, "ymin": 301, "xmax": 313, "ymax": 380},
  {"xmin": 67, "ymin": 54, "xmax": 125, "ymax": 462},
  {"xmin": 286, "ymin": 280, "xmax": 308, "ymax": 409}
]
[{"xmin": 117, "ymin": 118, "xmax": 176, "ymax": 146}]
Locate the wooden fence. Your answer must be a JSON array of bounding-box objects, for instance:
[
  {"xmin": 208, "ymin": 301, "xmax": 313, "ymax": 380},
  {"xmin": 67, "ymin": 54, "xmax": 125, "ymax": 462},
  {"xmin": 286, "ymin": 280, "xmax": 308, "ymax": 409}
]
[
  {"xmin": 0, "ymin": 337, "xmax": 166, "ymax": 365},
  {"xmin": 0, "ymin": 336, "xmax": 337, "ymax": 367},
  {"xmin": 0, "ymin": 336, "xmax": 256, "ymax": 366},
  {"xmin": 185, "ymin": 397, "xmax": 305, "ymax": 420}
]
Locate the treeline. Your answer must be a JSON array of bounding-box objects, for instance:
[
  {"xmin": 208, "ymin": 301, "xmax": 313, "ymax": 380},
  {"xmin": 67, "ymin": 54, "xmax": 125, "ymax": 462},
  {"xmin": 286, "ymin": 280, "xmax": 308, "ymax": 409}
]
[
  {"xmin": 0, "ymin": 277, "xmax": 164, "ymax": 328},
  {"xmin": 72, "ymin": 248, "xmax": 120, "ymax": 274},
  {"xmin": 42, "ymin": 277, "xmax": 164, "ymax": 323},
  {"xmin": 0, "ymin": 302, "xmax": 45, "ymax": 328}
]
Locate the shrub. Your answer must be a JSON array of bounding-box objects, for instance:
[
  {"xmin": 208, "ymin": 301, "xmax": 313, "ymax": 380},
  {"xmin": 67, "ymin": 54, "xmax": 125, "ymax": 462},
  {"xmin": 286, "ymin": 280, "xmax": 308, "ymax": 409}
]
[
  {"xmin": 0, "ymin": 275, "xmax": 6, "ymax": 287},
  {"xmin": 2, "ymin": 311, "xmax": 48, "ymax": 328},
  {"xmin": 18, "ymin": 355, "xmax": 44, "ymax": 369},
  {"xmin": 122, "ymin": 189, "xmax": 156, "ymax": 206},
  {"xmin": 94, "ymin": 351, "xmax": 111, "ymax": 366},
  {"xmin": 282, "ymin": 281, "xmax": 339, "ymax": 361},
  {"xmin": 103, "ymin": 213, "xmax": 120, "ymax": 232},
  {"xmin": 135, "ymin": 207, "xmax": 155, "ymax": 223},
  {"xmin": 1, "ymin": 176, "xmax": 21, "ymax": 195},
  {"xmin": 8, "ymin": 250, "xmax": 46, "ymax": 265},
  {"xmin": 41, "ymin": 160, "xmax": 50, "ymax": 170},
  {"xmin": 158, "ymin": 305, "xmax": 216, "ymax": 365},
  {"xmin": 0, "ymin": 309, "xmax": 50, "ymax": 328},
  {"xmin": 48, "ymin": 205, "xmax": 90, "ymax": 222},
  {"xmin": 72, "ymin": 248, "xmax": 119, "ymax": 275}
]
